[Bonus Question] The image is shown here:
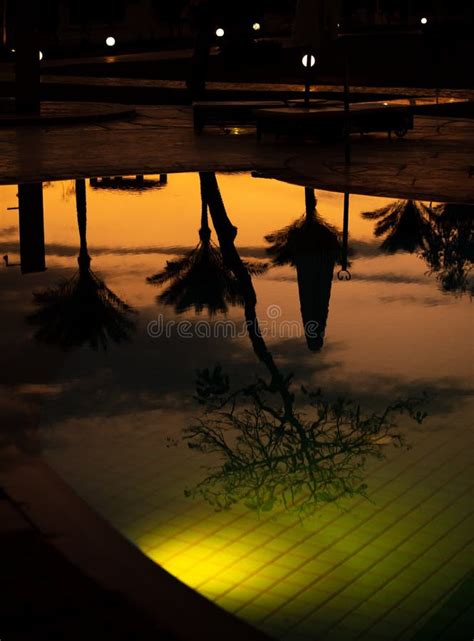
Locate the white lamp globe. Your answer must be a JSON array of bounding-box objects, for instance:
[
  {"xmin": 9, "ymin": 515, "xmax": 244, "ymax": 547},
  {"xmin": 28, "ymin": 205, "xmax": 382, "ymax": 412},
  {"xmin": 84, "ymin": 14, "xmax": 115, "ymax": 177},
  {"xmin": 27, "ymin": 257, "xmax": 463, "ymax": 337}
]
[{"xmin": 302, "ymin": 54, "xmax": 316, "ymax": 68}]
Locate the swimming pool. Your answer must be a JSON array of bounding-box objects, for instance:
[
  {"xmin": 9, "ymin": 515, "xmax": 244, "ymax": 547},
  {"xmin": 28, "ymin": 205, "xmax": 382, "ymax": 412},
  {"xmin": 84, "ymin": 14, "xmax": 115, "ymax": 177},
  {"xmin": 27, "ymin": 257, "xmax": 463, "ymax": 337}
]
[{"xmin": 1, "ymin": 172, "xmax": 472, "ymax": 640}]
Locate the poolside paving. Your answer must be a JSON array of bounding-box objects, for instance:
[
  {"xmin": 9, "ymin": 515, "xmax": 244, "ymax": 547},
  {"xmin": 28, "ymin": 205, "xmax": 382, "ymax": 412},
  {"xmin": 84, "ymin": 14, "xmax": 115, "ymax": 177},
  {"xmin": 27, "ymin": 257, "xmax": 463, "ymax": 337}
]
[
  {"xmin": 0, "ymin": 485, "xmax": 175, "ymax": 641},
  {"xmin": 0, "ymin": 447, "xmax": 272, "ymax": 641},
  {"xmin": 0, "ymin": 101, "xmax": 135, "ymax": 126},
  {"xmin": 0, "ymin": 104, "xmax": 472, "ymax": 203}
]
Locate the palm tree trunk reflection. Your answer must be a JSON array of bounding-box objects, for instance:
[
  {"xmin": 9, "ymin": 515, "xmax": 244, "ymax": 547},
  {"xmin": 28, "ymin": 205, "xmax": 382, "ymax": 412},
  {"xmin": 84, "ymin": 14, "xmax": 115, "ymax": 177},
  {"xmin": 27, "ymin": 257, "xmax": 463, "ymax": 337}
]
[
  {"xmin": 27, "ymin": 180, "xmax": 137, "ymax": 351},
  {"xmin": 265, "ymin": 187, "xmax": 341, "ymax": 350},
  {"xmin": 147, "ymin": 174, "xmax": 266, "ymax": 315},
  {"xmin": 200, "ymin": 171, "xmax": 295, "ymax": 419}
]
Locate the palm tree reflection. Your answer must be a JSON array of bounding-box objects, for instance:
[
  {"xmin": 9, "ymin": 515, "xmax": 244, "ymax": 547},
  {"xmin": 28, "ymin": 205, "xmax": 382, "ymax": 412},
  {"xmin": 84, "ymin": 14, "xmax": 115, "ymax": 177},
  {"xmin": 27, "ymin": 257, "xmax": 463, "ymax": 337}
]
[
  {"xmin": 265, "ymin": 187, "xmax": 341, "ymax": 350},
  {"xmin": 363, "ymin": 199, "xmax": 473, "ymax": 295},
  {"xmin": 147, "ymin": 178, "xmax": 266, "ymax": 315},
  {"xmin": 182, "ymin": 173, "xmax": 427, "ymax": 517},
  {"xmin": 27, "ymin": 180, "xmax": 137, "ymax": 351},
  {"xmin": 362, "ymin": 200, "xmax": 432, "ymax": 254}
]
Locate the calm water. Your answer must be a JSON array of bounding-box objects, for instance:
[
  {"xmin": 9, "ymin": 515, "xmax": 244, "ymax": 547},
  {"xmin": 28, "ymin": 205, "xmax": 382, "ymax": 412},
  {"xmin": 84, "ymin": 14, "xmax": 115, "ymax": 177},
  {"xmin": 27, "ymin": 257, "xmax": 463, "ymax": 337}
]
[{"xmin": 1, "ymin": 173, "xmax": 473, "ymax": 640}]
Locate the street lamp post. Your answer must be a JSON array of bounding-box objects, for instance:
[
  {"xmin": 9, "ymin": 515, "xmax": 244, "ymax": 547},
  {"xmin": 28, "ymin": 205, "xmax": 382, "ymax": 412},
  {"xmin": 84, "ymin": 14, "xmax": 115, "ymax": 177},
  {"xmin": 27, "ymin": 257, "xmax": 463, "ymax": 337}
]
[
  {"xmin": 343, "ymin": 38, "xmax": 351, "ymax": 165},
  {"xmin": 338, "ymin": 193, "xmax": 351, "ymax": 281},
  {"xmin": 302, "ymin": 52, "xmax": 316, "ymax": 108},
  {"xmin": 420, "ymin": 15, "xmax": 441, "ymax": 107},
  {"xmin": 2, "ymin": 0, "xmax": 7, "ymax": 49},
  {"xmin": 14, "ymin": 0, "xmax": 40, "ymax": 114}
]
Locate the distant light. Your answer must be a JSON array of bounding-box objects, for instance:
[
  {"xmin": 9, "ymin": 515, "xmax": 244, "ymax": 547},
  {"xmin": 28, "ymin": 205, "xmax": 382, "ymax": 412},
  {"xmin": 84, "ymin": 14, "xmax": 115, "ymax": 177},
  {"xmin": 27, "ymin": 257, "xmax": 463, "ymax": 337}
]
[
  {"xmin": 10, "ymin": 48, "xmax": 15, "ymax": 53},
  {"xmin": 337, "ymin": 23, "xmax": 340, "ymax": 28},
  {"xmin": 252, "ymin": 22, "xmax": 261, "ymax": 32},
  {"xmin": 106, "ymin": 36, "xmax": 116, "ymax": 47},
  {"xmin": 383, "ymin": 102, "xmax": 388, "ymax": 106},
  {"xmin": 39, "ymin": 51, "xmax": 43, "ymax": 61},
  {"xmin": 302, "ymin": 54, "xmax": 316, "ymax": 68},
  {"xmin": 216, "ymin": 28, "xmax": 225, "ymax": 38},
  {"xmin": 421, "ymin": 17, "xmax": 428, "ymax": 25}
]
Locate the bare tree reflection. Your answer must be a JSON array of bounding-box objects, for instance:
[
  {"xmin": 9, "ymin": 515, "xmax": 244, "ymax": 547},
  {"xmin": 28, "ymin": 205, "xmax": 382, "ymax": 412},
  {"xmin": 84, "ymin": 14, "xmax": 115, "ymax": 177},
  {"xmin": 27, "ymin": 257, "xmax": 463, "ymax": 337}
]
[
  {"xmin": 265, "ymin": 187, "xmax": 341, "ymax": 350},
  {"xmin": 27, "ymin": 180, "xmax": 137, "ymax": 351},
  {"xmin": 181, "ymin": 173, "xmax": 427, "ymax": 517},
  {"xmin": 147, "ymin": 178, "xmax": 266, "ymax": 315}
]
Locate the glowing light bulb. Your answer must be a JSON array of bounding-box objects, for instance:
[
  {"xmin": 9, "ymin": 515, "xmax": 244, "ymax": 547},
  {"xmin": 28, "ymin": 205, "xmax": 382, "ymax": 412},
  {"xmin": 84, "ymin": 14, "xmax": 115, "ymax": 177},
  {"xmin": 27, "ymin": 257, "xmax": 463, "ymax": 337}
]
[
  {"xmin": 39, "ymin": 51, "xmax": 43, "ymax": 61},
  {"xmin": 421, "ymin": 17, "xmax": 428, "ymax": 25},
  {"xmin": 216, "ymin": 28, "xmax": 225, "ymax": 38},
  {"xmin": 106, "ymin": 36, "xmax": 116, "ymax": 47},
  {"xmin": 302, "ymin": 54, "xmax": 316, "ymax": 68},
  {"xmin": 252, "ymin": 22, "xmax": 261, "ymax": 31}
]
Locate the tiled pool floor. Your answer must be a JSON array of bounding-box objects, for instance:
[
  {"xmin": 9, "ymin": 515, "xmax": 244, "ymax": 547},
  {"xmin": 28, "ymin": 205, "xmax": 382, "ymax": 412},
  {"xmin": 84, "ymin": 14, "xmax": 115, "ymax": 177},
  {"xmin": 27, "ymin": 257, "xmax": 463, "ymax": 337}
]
[{"xmin": 44, "ymin": 405, "xmax": 473, "ymax": 641}]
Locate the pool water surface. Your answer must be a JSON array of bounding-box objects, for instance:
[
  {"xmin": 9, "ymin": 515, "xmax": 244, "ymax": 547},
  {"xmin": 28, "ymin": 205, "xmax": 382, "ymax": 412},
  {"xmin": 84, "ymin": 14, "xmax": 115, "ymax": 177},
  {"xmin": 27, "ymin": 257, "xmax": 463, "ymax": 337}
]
[{"xmin": 0, "ymin": 173, "xmax": 472, "ymax": 640}]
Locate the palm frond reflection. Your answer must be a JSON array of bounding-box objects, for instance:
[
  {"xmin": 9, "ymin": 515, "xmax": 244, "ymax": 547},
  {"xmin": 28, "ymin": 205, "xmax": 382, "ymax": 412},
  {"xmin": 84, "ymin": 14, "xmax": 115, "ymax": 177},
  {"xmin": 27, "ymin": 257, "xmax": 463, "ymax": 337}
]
[
  {"xmin": 27, "ymin": 180, "xmax": 137, "ymax": 351},
  {"xmin": 147, "ymin": 185, "xmax": 267, "ymax": 315},
  {"xmin": 363, "ymin": 199, "xmax": 473, "ymax": 295},
  {"xmin": 422, "ymin": 203, "xmax": 473, "ymax": 295},
  {"xmin": 265, "ymin": 188, "xmax": 341, "ymax": 350}
]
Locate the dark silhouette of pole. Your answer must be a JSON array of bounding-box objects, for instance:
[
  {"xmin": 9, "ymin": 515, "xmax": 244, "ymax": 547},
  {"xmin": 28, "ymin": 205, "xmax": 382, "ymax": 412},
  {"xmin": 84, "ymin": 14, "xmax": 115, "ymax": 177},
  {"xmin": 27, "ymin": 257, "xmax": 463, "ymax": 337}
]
[
  {"xmin": 14, "ymin": 0, "xmax": 40, "ymax": 114},
  {"xmin": 302, "ymin": 52, "xmax": 315, "ymax": 109},
  {"xmin": 343, "ymin": 37, "xmax": 351, "ymax": 165},
  {"xmin": 187, "ymin": 1, "xmax": 215, "ymax": 100},
  {"xmin": 338, "ymin": 193, "xmax": 351, "ymax": 281},
  {"xmin": 18, "ymin": 183, "xmax": 46, "ymax": 274},
  {"xmin": 1, "ymin": 0, "xmax": 7, "ymax": 49},
  {"xmin": 304, "ymin": 68, "xmax": 311, "ymax": 108}
]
